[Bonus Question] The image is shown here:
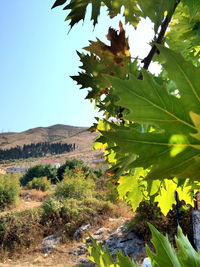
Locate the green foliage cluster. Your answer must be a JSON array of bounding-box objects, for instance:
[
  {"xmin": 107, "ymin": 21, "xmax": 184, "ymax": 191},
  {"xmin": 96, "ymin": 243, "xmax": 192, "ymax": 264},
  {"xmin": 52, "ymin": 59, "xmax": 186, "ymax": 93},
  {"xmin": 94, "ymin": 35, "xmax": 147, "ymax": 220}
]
[
  {"xmin": 57, "ymin": 158, "xmax": 91, "ymax": 181},
  {"xmin": 42, "ymin": 170, "xmax": 114, "ymax": 223},
  {"xmin": 55, "ymin": 174, "xmax": 95, "ymax": 200},
  {"xmin": 0, "ymin": 174, "xmax": 20, "ymax": 211},
  {"xmin": 21, "ymin": 159, "xmax": 93, "ymax": 187},
  {"xmin": 26, "ymin": 176, "xmax": 51, "ymax": 192},
  {"xmin": 20, "ymin": 164, "xmax": 57, "ymax": 185},
  {"xmin": 41, "ymin": 195, "xmax": 114, "ymax": 234}
]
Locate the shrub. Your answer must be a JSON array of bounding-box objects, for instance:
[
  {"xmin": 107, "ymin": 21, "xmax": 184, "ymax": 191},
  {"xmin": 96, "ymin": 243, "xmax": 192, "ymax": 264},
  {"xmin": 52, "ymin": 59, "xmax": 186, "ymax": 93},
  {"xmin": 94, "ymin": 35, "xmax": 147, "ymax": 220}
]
[
  {"xmin": 42, "ymin": 196, "xmax": 63, "ymax": 216},
  {"xmin": 126, "ymin": 201, "xmax": 192, "ymax": 242},
  {"xmin": 0, "ymin": 174, "xmax": 20, "ymax": 211},
  {"xmin": 57, "ymin": 159, "xmax": 91, "ymax": 181},
  {"xmin": 94, "ymin": 174, "xmax": 118, "ymax": 202},
  {"xmin": 55, "ymin": 174, "xmax": 95, "ymax": 200},
  {"xmin": 26, "ymin": 177, "xmax": 51, "ymax": 192},
  {"xmin": 20, "ymin": 164, "xmax": 57, "ymax": 185},
  {"xmin": 0, "ymin": 208, "xmax": 42, "ymax": 250}
]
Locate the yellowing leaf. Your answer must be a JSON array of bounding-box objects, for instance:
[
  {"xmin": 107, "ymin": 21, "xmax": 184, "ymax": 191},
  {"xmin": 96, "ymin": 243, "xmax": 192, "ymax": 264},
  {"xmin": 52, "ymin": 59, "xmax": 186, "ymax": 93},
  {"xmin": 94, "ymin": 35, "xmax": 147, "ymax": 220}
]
[
  {"xmin": 148, "ymin": 180, "xmax": 161, "ymax": 196},
  {"xmin": 117, "ymin": 175, "xmax": 142, "ymax": 211},
  {"xmin": 176, "ymin": 186, "xmax": 194, "ymax": 206},
  {"xmin": 155, "ymin": 180, "xmax": 177, "ymax": 216}
]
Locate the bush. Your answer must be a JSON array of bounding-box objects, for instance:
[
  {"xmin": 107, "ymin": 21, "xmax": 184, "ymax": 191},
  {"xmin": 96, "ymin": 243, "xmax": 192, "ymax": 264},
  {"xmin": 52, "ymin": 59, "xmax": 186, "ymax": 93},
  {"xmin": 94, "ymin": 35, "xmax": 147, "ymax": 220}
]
[
  {"xmin": 0, "ymin": 208, "xmax": 42, "ymax": 250},
  {"xmin": 55, "ymin": 174, "xmax": 95, "ymax": 200},
  {"xmin": 0, "ymin": 174, "xmax": 20, "ymax": 211},
  {"xmin": 94, "ymin": 176, "xmax": 118, "ymax": 202},
  {"xmin": 57, "ymin": 159, "xmax": 91, "ymax": 181},
  {"xmin": 26, "ymin": 177, "xmax": 51, "ymax": 192},
  {"xmin": 42, "ymin": 196, "xmax": 63, "ymax": 216},
  {"xmin": 20, "ymin": 164, "xmax": 57, "ymax": 185},
  {"xmin": 126, "ymin": 201, "xmax": 192, "ymax": 242}
]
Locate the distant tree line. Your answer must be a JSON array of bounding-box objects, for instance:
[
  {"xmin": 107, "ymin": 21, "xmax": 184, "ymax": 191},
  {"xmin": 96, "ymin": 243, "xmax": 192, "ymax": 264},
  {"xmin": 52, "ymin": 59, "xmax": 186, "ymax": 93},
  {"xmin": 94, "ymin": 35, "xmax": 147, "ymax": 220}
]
[{"xmin": 0, "ymin": 142, "xmax": 75, "ymax": 161}]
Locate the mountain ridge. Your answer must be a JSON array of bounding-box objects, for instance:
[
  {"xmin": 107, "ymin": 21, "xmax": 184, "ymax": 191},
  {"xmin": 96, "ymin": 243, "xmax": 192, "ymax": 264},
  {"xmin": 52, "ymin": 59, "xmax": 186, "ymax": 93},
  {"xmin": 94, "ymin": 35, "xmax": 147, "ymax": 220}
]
[{"xmin": 0, "ymin": 124, "xmax": 97, "ymax": 152}]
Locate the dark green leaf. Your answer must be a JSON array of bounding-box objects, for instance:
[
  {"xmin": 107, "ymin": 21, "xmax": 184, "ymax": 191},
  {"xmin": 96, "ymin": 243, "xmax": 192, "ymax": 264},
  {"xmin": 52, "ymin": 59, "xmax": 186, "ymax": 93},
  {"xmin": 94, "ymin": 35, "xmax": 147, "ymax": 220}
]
[{"xmin": 52, "ymin": 0, "xmax": 67, "ymax": 9}]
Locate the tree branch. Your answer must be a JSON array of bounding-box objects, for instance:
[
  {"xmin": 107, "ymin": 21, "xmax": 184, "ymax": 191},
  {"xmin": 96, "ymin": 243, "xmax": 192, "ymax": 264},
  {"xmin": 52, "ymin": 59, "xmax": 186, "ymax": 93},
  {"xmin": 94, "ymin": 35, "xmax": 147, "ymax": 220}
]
[{"xmin": 138, "ymin": 0, "xmax": 180, "ymax": 80}]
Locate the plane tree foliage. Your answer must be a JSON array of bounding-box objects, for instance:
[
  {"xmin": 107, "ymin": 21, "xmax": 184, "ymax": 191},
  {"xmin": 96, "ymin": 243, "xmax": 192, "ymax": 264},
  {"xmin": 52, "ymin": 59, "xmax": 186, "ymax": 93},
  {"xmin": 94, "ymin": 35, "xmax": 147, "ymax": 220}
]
[{"xmin": 52, "ymin": 0, "xmax": 200, "ymax": 216}]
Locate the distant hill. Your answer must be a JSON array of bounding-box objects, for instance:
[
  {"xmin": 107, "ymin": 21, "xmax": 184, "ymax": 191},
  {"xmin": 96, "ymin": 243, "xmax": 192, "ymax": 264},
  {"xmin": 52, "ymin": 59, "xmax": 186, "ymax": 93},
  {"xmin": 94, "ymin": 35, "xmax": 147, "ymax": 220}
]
[{"xmin": 0, "ymin": 124, "xmax": 97, "ymax": 153}]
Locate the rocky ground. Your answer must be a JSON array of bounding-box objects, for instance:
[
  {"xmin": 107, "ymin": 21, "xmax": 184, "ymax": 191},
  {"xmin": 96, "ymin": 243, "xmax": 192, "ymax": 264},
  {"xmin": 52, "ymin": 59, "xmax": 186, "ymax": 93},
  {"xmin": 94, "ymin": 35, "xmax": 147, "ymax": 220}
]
[{"xmin": 0, "ymin": 217, "xmax": 146, "ymax": 267}]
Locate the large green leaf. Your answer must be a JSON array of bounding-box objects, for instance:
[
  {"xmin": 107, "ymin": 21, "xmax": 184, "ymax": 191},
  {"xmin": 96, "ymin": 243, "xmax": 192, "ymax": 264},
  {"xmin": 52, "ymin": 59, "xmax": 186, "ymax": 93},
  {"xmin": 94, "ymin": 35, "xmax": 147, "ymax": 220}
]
[
  {"xmin": 102, "ymin": 120, "xmax": 200, "ymax": 180},
  {"xmin": 155, "ymin": 180, "xmax": 176, "ymax": 216},
  {"xmin": 102, "ymin": 48, "xmax": 200, "ymax": 180},
  {"xmin": 147, "ymin": 224, "xmax": 200, "ymax": 267},
  {"xmin": 146, "ymin": 223, "xmax": 181, "ymax": 267},
  {"xmin": 158, "ymin": 46, "xmax": 200, "ymax": 115},
  {"xmin": 182, "ymin": 0, "xmax": 200, "ymax": 17},
  {"xmin": 176, "ymin": 226, "xmax": 200, "ymax": 266},
  {"xmin": 72, "ymin": 26, "xmax": 131, "ymax": 108},
  {"xmin": 107, "ymin": 71, "xmax": 193, "ymax": 132}
]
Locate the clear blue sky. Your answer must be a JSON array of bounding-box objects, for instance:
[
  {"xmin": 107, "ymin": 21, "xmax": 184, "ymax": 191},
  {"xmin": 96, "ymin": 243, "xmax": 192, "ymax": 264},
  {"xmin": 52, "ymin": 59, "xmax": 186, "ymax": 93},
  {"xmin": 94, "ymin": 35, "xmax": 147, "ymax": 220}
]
[{"xmin": 0, "ymin": 1, "xmax": 155, "ymax": 133}]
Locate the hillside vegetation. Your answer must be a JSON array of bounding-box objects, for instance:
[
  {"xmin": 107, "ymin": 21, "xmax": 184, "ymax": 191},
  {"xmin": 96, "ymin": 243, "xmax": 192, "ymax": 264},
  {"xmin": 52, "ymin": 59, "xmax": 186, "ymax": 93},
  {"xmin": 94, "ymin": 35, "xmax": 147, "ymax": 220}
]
[{"xmin": 0, "ymin": 159, "xmax": 120, "ymax": 258}]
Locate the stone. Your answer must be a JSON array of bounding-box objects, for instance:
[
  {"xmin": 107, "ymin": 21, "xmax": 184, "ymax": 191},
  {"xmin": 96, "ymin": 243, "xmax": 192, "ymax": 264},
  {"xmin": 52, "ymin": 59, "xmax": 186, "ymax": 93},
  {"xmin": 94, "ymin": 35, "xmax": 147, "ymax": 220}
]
[
  {"xmin": 41, "ymin": 234, "xmax": 61, "ymax": 255},
  {"xmin": 73, "ymin": 224, "xmax": 91, "ymax": 241},
  {"xmin": 94, "ymin": 227, "xmax": 110, "ymax": 236},
  {"xmin": 79, "ymin": 258, "xmax": 97, "ymax": 266},
  {"xmin": 71, "ymin": 220, "xmax": 145, "ymax": 264},
  {"xmin": 71, "ymin": 244, "xmax": 87, "ymax": 256},
  {"xmin": 103, "ymin": 224, "xmax": 145, "ymax": 259}
]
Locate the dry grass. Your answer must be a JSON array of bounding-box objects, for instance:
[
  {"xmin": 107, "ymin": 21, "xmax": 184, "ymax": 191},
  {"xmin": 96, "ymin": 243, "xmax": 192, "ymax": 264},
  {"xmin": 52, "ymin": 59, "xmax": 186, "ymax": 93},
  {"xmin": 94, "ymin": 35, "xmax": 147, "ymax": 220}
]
[
  {"xmin": 112, "ymin": 202, "xmax": 133, "ymax": 219},
  {"xmin": 20, "ymin": 189, "xmax": 50, "ymax": 202},
  {"xmin": 0, "ymin": 189, "xmax": 50, "ymax": 216}
]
